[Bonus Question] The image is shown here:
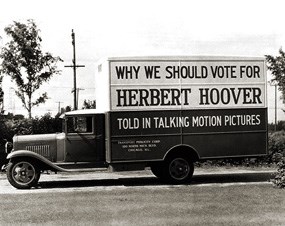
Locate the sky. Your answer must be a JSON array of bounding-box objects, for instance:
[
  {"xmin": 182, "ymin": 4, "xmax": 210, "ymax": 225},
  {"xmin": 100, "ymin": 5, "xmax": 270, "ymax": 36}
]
[{"xmin": 0, "ymin": 0, "xmax": 284, "ymax": 122}]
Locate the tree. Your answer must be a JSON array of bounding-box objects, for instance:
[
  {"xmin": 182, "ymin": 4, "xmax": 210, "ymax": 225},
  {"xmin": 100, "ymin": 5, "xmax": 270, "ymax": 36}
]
[
  {"xmin": 0, "ymin": 75, "xmax": 3, "ymax": 113},
  {"xmin": 266, "ymin": 49, "xmax": 285, "ymax": 189},
  {"xmin": 0, "ymin": 36, "xmax": 3, "ymax": 114},
  {"xmin": 0, "ymin": 20, "xmax": 63, "ymax": 118},
  {"xmin": 82, "ymin": 99, "xmax": 96, "ymax": 109},
  {"xmin": 266, "ymin": 48, "xmax": 285, "ymax": 101}
]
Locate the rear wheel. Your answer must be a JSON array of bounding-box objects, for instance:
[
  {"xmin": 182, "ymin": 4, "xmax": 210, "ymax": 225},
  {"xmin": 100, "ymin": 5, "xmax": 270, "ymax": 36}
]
[
  {"xmin": 163, "ymin": 155, "xmax": 194, "ymax": 184},
  {"xmin": 7, "ymin": 159, "xmax": 41, "ymax": 189}
]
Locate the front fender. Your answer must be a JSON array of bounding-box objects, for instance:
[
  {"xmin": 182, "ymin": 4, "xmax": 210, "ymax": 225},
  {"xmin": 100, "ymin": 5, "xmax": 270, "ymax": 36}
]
[{"xmin": 7, "ymin": 150, "xmax": 70, "ymax": 172}]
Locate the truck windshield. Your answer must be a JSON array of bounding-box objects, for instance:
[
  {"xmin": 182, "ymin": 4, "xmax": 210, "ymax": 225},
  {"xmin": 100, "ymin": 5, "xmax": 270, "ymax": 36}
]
[{"xmin": 66, "ymin": 116, "xmax": 93, "ymax": 133}]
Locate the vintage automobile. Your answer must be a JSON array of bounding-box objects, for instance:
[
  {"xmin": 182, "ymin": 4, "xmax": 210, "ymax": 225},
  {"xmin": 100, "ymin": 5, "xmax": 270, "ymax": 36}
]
[
  {"xmin": 5, "ymin": 56, "xmax": 268, "ymax": 189},
  {"xmin": 6, "ymin": 110, "xmax": 107, "ymax": 189}
]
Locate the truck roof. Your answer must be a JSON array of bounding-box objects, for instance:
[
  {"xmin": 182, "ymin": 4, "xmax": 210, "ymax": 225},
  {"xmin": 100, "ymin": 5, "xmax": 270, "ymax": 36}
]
[
  {"xmin": 60, "ymin": 109, "xmax": 105, "ymax": 118},
  {"xmin": 95, "ymin": 56, "xmax": 265, "ymax": 71},
  {"xmin": 97, "ymin": 55, "xmax": 265, "ymax": 62}
]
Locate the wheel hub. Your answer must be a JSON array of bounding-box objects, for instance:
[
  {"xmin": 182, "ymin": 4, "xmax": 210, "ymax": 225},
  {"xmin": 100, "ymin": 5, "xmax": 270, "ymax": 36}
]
[
  {"xmin": 12, "ymin": 162, "xmax": 36, "ymax": 185},
  {"xmin": 20, "ymin": 170, "xmax": 27, "ymax": 176},
  {"xmin": 169, "ymin": 158, "xmax": 190, "ymax": 180}
]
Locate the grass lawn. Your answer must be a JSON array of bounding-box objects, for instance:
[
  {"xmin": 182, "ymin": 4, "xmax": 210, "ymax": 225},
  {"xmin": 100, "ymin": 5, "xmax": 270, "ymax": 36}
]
[{"xmin": 0, "ymin": 183, "xmax": 284, "ymax": 225}]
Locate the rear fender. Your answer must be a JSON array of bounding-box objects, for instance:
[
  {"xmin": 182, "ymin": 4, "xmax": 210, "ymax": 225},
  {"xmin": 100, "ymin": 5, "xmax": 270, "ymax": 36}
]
[
  {"xmin": 163, "ymin": 144, "xmax": 200, "ymax": 162},
  {"xmin": 7, "ymin": 150, "xmax": 69, "ymax": 172}
]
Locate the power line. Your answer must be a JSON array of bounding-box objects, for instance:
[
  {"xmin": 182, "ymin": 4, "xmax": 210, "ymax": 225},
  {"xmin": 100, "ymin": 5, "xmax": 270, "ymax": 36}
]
[{"xmin": 41, "ymin": 86, "xmax": 95, "ymax": 90}]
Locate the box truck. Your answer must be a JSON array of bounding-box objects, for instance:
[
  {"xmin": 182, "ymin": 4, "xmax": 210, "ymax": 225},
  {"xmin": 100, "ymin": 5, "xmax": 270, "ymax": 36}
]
[{"xmin": 5, "ymin": 56, "xmax": 268, "ymax": 189}]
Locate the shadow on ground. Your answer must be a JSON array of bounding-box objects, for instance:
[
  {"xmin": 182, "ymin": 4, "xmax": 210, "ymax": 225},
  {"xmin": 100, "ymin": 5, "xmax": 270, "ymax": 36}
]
[{"xmin": 37, "ymin": 171, "xmax": 275, "ymax": 189}]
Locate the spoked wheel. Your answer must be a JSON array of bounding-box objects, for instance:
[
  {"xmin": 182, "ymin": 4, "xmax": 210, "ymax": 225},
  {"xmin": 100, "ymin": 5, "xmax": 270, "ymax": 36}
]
[
  {"xmin": 163, "ymin": 156, "xmax": 194, "ymax": 184},
  {"xmin": 7, "ymin": 159, "xmax": 41, "ymax": 189}
]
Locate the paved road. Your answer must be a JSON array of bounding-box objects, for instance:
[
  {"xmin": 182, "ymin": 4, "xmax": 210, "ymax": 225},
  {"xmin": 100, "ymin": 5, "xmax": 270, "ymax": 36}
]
[
  {"xmin": 0, "ymin": 167, "xmax": 275, "ymax": 194},
  {"xmin": 1, "ymin": 167, "xmax": 282, "ymax": 225}
]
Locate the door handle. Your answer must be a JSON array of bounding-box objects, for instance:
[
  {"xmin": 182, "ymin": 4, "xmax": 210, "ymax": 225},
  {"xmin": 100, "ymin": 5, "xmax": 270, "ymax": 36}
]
[{"xmin": 96, "ymin": 134, "xmax": 103, "ymax": 139}]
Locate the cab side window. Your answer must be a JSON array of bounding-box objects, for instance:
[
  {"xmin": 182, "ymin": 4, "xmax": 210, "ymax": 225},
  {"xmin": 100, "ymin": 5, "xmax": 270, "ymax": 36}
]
[{"xmin": 67, "ymin": 116, "xmax": 93, "ymax": 133}]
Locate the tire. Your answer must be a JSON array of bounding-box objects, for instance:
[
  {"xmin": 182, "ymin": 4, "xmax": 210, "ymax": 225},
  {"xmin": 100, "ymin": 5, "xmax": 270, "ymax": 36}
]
[
  {"xmin": 7, "ymin": 159, "xmax": 41, "ymax": 189},
  {"xmin": 163, "ymin": 155, "xmax": 194, "ymax": 184}
]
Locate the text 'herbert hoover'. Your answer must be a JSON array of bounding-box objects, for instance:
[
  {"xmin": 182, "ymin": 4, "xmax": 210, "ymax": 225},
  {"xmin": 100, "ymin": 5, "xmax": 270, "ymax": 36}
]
[{"xmin": 116, "ymin": 87, "xmax": 262, "ymax": 107}]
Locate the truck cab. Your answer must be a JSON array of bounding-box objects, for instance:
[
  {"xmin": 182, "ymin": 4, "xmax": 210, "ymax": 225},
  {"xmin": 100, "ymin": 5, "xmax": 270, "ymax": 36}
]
[
  {"xmin": 6, "ymin": 109, "xmax": 106, "ymax": 189},
  {"xmin": 63, "ymin": 110, "xmax": 105, "ymax": 164}
]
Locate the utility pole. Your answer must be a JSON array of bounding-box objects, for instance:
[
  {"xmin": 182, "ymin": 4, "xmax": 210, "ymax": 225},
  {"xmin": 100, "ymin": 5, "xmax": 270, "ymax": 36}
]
[
  {"xmin": 56, "ymin": 101, "xmax": 63, "ymax": 114},
  {"xmin": 64, "ymin": 29, "xmax": 85, "ymax": 110},
  {"xmin": 274, "ymin": 83, "xmax": 278, "ymax": 131},
  {"xmin": 269, "ymin": 81, "xmax": 278, "ymax": 131},
  {"xmin": 76, "ymin": 88, "xmax": 84, "ymax": 110}
]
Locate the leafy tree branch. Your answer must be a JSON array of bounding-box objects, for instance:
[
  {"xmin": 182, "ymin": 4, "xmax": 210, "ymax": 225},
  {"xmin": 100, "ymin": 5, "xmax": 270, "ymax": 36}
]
[
  {"xmin": 266, "ymin": 48, "xmax": 285, "ymax": 101},
  {"xmin": 0, "ymin": 19, "xmax": 63, "ymax": 118}
]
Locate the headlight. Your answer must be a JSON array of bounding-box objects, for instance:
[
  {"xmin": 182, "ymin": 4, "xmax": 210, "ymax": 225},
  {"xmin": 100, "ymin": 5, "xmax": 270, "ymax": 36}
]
[{"xmin": 5, "ymin": 141, "xmax": 13, "ymax": 154}]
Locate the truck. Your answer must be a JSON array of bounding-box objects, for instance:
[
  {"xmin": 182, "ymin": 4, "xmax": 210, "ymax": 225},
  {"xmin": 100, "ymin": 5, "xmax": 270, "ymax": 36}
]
[{"xmin": 5, "ymin": 56, "xmax": 268, "ymax": 189}]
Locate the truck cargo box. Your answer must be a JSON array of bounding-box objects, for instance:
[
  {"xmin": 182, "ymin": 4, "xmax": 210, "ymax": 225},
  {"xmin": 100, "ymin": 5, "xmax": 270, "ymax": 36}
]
[{"xmin": 95, "ymin": 56, "xmax": 267, "ymax": 163}]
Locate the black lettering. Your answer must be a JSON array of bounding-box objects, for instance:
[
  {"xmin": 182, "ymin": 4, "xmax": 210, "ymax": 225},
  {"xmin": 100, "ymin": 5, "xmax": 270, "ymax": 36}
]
[
  {"xmin": 252, "ymin": 88, "xmax": 262, "ymax": 104},
  {"xmin": 116, "ymin": 89, "xmax": 127, "ymax": 107},
  {"xmin": 180, "ymin": 66, "xmax": 187, "ymax": 79},
  {"xmin": 165, "ymin": 66, "xmax": 173, "ymax": 79},
  {"xmin": 116, "ymin": 66, "xmax": 125, "ymax": 79},
  {"xmin": 144, "ymin": 66, "xmax": 160, "ymax": 79},
  {"xmin": 221, "ymin": 88, "xmax": 230, "ymax": 104},
  {"xmin": 243, "ymin": 88, "xmax": 252, "ymax": 104},
  {"xmin": 125, "ymin": 67, "xmax": 133, "ymax": 79},
  {"xmin": 201, "ymin": 66, "xmax": 208, "ymax": 78},
  {"xmin": 240, "ymin": 66, "xmax": 246, "ymax": 78},
  {"xmin": 128, "ymin": 89, "xmax": 139, "ymax": 106},
  {"xmin": 173, "ymin": 66, "xmax": 180, "ymax": 78},
  {"xmin": 199, "ymin": 88, "xmax": 210, "ymax": 105},
  {"xmin": 231, "ymin": 66, "xmax": 237, "ymax": 78},
  {"xmin": 171, "ymin": 89, "xmax": 181, "ymax": 105},
  {"xmin": 115, "ymin": 66, "xmax": 140, "ymax": 79},
  {"xmin": 116, "ymin": 88, "xmax": 194, "ymax": 107},
  {"xmin": 150, "ymin": 89, "xmax": 160, "ymax": 106},
  {"xmin": 210, "ymin": 88, "xmax": 220, "ymax": 105},
  {"xmin": 133, "ymin": 66, "xmax": 140, "ymax": 79},
  {"xmin": 139, "ymin": 89, "xmax": 149, "ymax": 106},
  {"xmin": 181, "ymin": 88, "xmax": 192, "ymax": 105},
  {"xmin": 160, "ymin": 89, "xmax": 171, "ymax": 105},
  {"xmin": 154, "ymin": 66, "xmax": 161, "ymax": 79},
  {"xmin": 211, "ymin": 66, "xmax": 217, "ymax": 78},
  {"xmin": 230, "ymin": 88, "xmax": 242, "ymax": 104},
  {"xmin": 254, "ymin": 66, "xmax": 260, "ymax": 78}
]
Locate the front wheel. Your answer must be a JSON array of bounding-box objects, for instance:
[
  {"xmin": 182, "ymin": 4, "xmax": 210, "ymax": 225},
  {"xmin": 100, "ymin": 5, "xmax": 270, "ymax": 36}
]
[
  {"xmin": 7, "ymin": 159, "xmax": 41, "ymax": 189},
  {"xmin": 163, "ymin": 155, "xmax": 194, "ymax": 184}
]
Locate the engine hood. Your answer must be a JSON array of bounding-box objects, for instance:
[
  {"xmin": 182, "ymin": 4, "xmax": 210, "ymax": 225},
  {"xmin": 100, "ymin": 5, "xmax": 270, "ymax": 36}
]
[
  {"xmin": 13, "ymin": 133, "xmax": 65, "ymax": 162},
  {"xmin": 13, "ymin": 133, "xmax": 65, "ymax": 143}
]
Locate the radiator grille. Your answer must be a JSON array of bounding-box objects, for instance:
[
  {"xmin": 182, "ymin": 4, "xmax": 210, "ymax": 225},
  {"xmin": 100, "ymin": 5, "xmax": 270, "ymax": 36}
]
[{"xmin": 26, "ymin": 145, "xmax": 50, "ymax": 157}]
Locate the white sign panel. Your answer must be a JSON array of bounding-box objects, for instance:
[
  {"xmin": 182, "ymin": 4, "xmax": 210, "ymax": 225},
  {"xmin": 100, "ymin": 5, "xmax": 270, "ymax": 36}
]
[{"xmin": 109, "ymin": 58, "xmax": 266, "ymax": 111}]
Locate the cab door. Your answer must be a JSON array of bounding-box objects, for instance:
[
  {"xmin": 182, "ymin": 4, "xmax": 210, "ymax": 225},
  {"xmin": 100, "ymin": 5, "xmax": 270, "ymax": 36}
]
[{"xmin": 65, "ymin": 115, "xmax": 97, "ymax": 162}]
